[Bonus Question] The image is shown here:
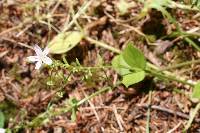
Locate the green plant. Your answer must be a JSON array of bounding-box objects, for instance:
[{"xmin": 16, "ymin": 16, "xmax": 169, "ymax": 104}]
[
  {"xmin": 3, "ymin": 0, "xmax": 200, "ymax": 132},
  {"xmin": 112, "ymin": 43, "xmax": 146, "ymax": 87},
  {"xmin": 112, "ymin": 42, "xmax": 195, "ymax": 87},
  {"xmin": 112, "ymin": 42, "xmax": 200, "ymax": 131}
]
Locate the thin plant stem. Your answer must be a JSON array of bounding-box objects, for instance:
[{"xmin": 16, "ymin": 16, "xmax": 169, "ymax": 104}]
[
  {"xmin": 146, "ymin": 69, "xmax": 194, "ymax": 87},
  {"xmin": 185, "ymin": 37, "xmax": 200, "ymax": 51},
  {"xmin": 62, "ymin": 0, "xmax": 94, "ymax": 32},
  {"xmin": 184, "ymin": 102, "xmax": 200, "ymax": 132},
  {"xmin": 85, "ymin": 36, "xmax": 121, "ymax": 53},
  {"xmin": 26, "ymin": 86, "xmax": 111, "ymax": 128},
  {"xmin": 160, "ymin": 59, "xmax": 200, "ymax": 71},
  {"xmin": 83, "ymin": 37, "xmax": 197, "ymax": 85},
  {"xmin": 169, "ymin": 1, "xmax": 200, "ymax": 11},
  {"xmin": 78, "ymin": 87, "xmax": 111, "ymax": 105},
  {"xmin": 69, "ymin": 0, "xmax": 84, "ymax": 33}
]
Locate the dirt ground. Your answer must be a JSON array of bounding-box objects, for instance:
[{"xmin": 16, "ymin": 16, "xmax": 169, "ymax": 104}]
[{"xmin": 0, "ymin": 0, "xmax": 200, "ymax": 132}]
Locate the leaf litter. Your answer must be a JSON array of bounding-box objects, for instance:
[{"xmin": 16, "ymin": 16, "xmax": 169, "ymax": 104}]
[{"xmin": 0, "ymin": 0, "xmax": 200, "ymax": 132}]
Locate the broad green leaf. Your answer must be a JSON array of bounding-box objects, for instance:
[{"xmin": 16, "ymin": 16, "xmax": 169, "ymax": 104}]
[
  {"xmin": 122, "ymin": 71, "xmax": 145, "ymax": 87},
  {"xmin": 48, "ymin": 31, "xmax": 84, "ymax": 54},
  {"xmin": 112, "ymin": 54, "xmax": 131, "ymax": 76},
  {"xmin": 192, "ymin": 82, "xmax": 200, "ymax": 99},
  {"xmin": 122, "ymin": 43, "xmax": 146, "ymax": 70},
  {"xmin": 0, "ymin": 110, "xmax": 5, "ymax": 128}
]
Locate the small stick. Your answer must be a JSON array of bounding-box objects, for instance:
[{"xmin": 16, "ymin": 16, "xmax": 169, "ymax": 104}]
[
  {"xmin": 146, "ymin": 90, "xmax": 152, "ymax": 133},
  {"xmin": 137, "ymin": 104, "xmax": 200, "ymax": 122},
  {"xmin": 113, "ymin": 105, "xmax": 124, "ymax": 132},
  {"xmin": 167, "ymin": 122, "xmax": 182, "ymax": 133},
  {"xmin": 62, "ymin": 0, "xmax": 94, "ymax": 32},
  {"xmin": 0, "ymin": 37, "xmax": 33, "ymax": 49},
  {"xmin": 81, "ymin": 88, "xmax": 105, "ymax": 132}
]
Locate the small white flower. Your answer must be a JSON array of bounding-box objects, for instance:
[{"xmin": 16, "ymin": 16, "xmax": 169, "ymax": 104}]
[
  {"xmin": 27, "ymin": 45, "xmax": 53, "ymax": 69},
  {"xmin": 0, "ymin": 128, "xmax": 5, "ymax": 133}
]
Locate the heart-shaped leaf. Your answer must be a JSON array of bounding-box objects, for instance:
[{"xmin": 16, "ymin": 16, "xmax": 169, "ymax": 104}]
[
  {"xmin": 48, "ymin": 31, "xmax": 84, "ymax": 54},
  {"xmin": 122, "ymin": 42, "xmax": 146, "ymax": 70},
  {"xmin": 112, "ymin": 54, "xmax": 132, "ymax": 76},
  {"xmin": 122, "ymin": 71, "xmax": 145, "ymax": 87}
]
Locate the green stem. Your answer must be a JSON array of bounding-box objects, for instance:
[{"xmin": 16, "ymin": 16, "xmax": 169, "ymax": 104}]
[
  {"xmin": 169, "ymin": 1, "xmax": 200, "ymax": 11},
  {"xmin": 181, "ymin": 31, "xmax": 200, "ymax": 38},
  {"xmin": 184, "ymin": 37, "xmax": 200, "ymax": 51},
  {"xmin": 160, "ymin": 59, "xmax": 200, "ymax": 71},
  {"xmin": 62, "ymin": 0, "xmax": 94, "ymax": 32},
  {"xmin": 85, "ymin": 36, "xmax": 121, "ymax": 54},
  {"xmin": 146, "ymin": 69, "xmax": 194, "ymax": 87},
  {"xmin": 78, "ymin": 87, "xmax": 111, "ymax": 105},
  {"xmin": 184, "ymin": 102, "xmax": 200, "ymax": 132},
  {"xmin": 83, "ymin": 37, "xmax": 197, "ymax": 86},
  {"xmin": 26, "ymin": 86, "xmax": 111, "ymax": 128}
]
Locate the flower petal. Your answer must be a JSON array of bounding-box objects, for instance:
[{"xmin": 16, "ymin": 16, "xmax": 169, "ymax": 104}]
[
  {"xmin": 27, "ymin": 56, "xmax": 39, "ymax": 62},
  {"xmin": 34, "ymin": 44, "xmax": 43, "ymax": 56},
  {"xmin": 35, "ymin": 61, "xmax": 42, "ymax": 69},
  {"xmin": 43, "ymin": 56, "xmax": 52, "ymax": 65},
  {"xmin": 43, "ymin": 47, "xmax": 50, "ymax": 56},
  {"xmin": 0, "ymin": 128, "xmax": 5, "ymax": 133}
]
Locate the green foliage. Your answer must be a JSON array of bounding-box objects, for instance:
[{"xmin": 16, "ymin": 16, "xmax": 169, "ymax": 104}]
[
  {"xmin": 139, "ymin": 0, "xmax": 173, "ymax": 21},
  {"xmin": 192, "ymin": 0, "xmax": 200, "ymax": 8},
  {"xmin": 122, "ymin": 71, "xmax": 145, "ymax": 88},
  {"xmin": 122, "ymin": 43, "xmax": 146, "ymax": 70},
  {"xmin": 146, "ymin": 0, "xmax": 170, "ymax": 9},
  {"xmin": 184, "ymin": 102, "xmax": 200, "ymax": 132},
  {"xmin": 192, "ymin": 82, "xmax": 200, "ymax": 99},
  {"xmin": 0, "ymin": 101, "xmax": 17, "ymax": 127},
  {"xmin": 112, "ymin": 55, "xmax": 131, "ymax": 76},
  {"xmin": 0, "ymin": 110, "xmax": 5, "ymax": 128},
  {"xmin": 48, "ymin": 31, "xmax": 84, "ymax": 54},
  {"xmin": 69, "ymin": 98, "xmax": 79, "ymax": 122},
  {"xmin": 112, "ymin": 42, "xmax": 146, "ymax": 87}
]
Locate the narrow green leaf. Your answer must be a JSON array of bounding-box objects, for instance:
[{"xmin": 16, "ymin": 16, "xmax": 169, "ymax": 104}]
[
  {"xmin": 0, "ymin": 110, "xmax": 5, "ymax": 128},
  {"xmin": 192, "ymin": 82, "xmax": 200, "ymax": 99},
  {"xmin": 122, "ymin": 43, "xmax": 146, "ymax": 70},
  {"xmin": 112, "ymin": 54, "xmax": 131, "ymax": 76},
  {"xmin": 71, "ymin": 108, "xmax": 77, "ymax": 122},
  {"xmin": 149, "ymin": 0, "xmax": 170, "ymax": 9},
  {"xmin": 69, "ymin": 98, "xmax": 78, "ymax": 122},
  {"xmin": 48, "ymin": 31, "xmax": 84, "ymax": 54},
  {"xmin": 139, "ymin": 0, "xmax": 171, "ymax": 19},
  {"xmin": 184, "ymin": 102, "xmax": 200, "ymax": 131},
  {"xmin": 122, "ymin": 71, "xmax": 145, "ymax": 87}
]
